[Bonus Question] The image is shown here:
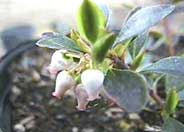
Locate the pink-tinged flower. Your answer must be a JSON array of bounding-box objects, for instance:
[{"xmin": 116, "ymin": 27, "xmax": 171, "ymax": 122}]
[
  {"xmin": 81, "ymin": 69, "xmax": 104, "ymax": 101},
  {"xmin": 52, "ymin": 71, "xmax": 75, "ymax": 99},
  {"xmin": 48, "ymin": 50, "xmax": 76, "ymax": 75},
  {"xmin": 74, "ymin": 84, "xmax": 89, "ymax": 111}
]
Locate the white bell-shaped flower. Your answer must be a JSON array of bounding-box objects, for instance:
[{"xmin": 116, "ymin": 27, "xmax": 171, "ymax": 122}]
[
  {"xmin": 48, "ymin": 50, "xmax": 76, "ymax": 75},
  {"xmin": 81, "ymin": 69, "xmax": 104, "ymax": 101},
  {"xmin": 74, "ymin": 84, "xmax": 89, "ymax": 111},
  {"xmin": 52, "ymin": 71, "xmax": 75, "ymax": 99}
]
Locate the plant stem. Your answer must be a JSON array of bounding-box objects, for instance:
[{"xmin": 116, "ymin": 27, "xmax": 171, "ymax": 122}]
[
  {"xmin": 111, "ymin": 56, "xmax": 129, "ymax": 69},
  {"xmin": 149, "ymin": 89, "xmax": 165, "ymax": 107}
]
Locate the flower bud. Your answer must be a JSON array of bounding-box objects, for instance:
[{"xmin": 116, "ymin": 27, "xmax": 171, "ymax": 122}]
[
  {"xmin": 74, "ymin": 84, "xmax": 89, "ymax": 111},
  {"xmin": 81, "ymin": 69, "xmax": 104, "ymax": 101},
  {"xmin": 48, "ymin": 50, "xmax": 76, "ymax": 75},
  {"xmin": 52, "ymin": 71, "xmax": 75, "ymax": 99}
]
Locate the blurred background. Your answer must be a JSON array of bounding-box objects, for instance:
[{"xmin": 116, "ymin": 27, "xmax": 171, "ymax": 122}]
[
  {"xmin": 0, "ymin": 0, "xmax": 183, "ymax": 56},
  {"xmin": 0, "ymin": 0, "xmax": 159, "ymax": 32}
]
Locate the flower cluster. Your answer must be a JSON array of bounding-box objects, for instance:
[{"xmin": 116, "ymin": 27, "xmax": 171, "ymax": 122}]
[{"xmin": 49, "ymin": 50, "xmax": 105, "ymax": 111}]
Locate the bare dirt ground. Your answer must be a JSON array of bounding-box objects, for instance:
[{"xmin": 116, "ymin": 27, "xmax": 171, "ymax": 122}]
[{"xmin": 9, "ymin": 48, "xmax": 163, "ymax": 132}]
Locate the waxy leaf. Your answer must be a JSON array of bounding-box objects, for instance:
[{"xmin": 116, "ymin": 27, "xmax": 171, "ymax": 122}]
[
  {"xmin": 165, "ymin": 75, "xmax": 184, "ymax": 101},
  {"xmin": 124, "ymin": 6, "xmax": 142, "ymax": 23},
  {"xmin": 36, "ymin": 33, "xmax": 81, "ymax": 52},
  {"xmin": 140, "ymin": 57, "xmax": 184, "ymax": 76},
  {"xmin": 129, "ymin": 32, "xmax": 148, "ymax": 59},
  {"xmin": 179, "ymin": 90, "xmax": 184, "ymax": 101},
  {"xmin": 104, "ymin": 70, "xmax": 148, "ymax": 112},
  {"xmin": 162, "ymin": 117, "xmax": 184, "ymax": 132},
  {"xmin": 77, "ymin": 0, "xmax": 106, "ymax": 43},
  {"xmin": 165, "ymin": 75, "xmax": 184, "ymax": 92},
  {"xmin": 113, "ymin": 4, "xmax": 175, "ymax": 47}
]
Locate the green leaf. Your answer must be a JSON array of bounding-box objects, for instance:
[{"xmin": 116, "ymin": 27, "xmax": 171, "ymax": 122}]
[
  {"xmin": 129, "ymin": 32, "xmax": 148, "ymax": 59},
  {"xmin": 104, "ymin": 70, "xmax": 148, "ymax": 112},
  {"xmin": 70, "ymin": 30, "xmax": 91, "ymax": 53},
  {"xmin": 179, "ymin": 90, "xmax": 184, "ymax": 100},
  {"xmin": 139, "ymin": 53, "xmax": 154, "ymax": 67},
  {"xmin": 140, "ymin": 57, "xmax": 184, "ymax": 76},
  {"xmin": 165, "ymin": 75, "xmax": 184, "ymax": 101},
  {"xmin": 131, "ymin": 52, "xmax": 145, "ymax": 70},
  {"xmin": 36, "ymin": 33, "xmax": 81, "ymax": 52},
  {"xmin": 162, "ymin": 117, "xmax": 184, "ymax": 132},
  {"xmin": 95, "ymin": 0, "xmax": 111, "ymax": 27},
  {"xmin": 77, "ymin": 0, "xmax": 106, "ymax": 43},
  {"xmin": 165, "ymin": 75, "xmax": 184, "ymax": 92},
  {"xmin": 92, "ymin": 33, "xmax": 115, "ymax": 63},
  {"xmin": 124, "ymin": 6, "xmax": 142, "ymax": 23},
  {"xmin": 165, "ymin": 89, "xmax": 179, "ymax": 115},
  {"xmin": 113, "ymin": 4, "xmax": 175, "ymax": 47}
]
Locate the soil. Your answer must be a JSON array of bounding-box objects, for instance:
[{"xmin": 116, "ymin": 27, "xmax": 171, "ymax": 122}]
[{"xmin": 8, "ymin": 48, "xmax": 169, "ymax": 132}]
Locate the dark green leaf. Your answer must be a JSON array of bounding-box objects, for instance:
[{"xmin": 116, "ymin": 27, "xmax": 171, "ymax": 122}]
[
  {"xmin": 36, "ymin": 33, "xmax": 81, "ymax": 52},
  {"xmin": 113, "ymin": 4, "xmax": 175, "ymax": 47},
  {"xmin": 140, "ymin": 57, "xmax": 184, "ymax": 76},
  {"xmin": 131, "ymin": 52, "xmax": 145, "ymax": 70},
  {"xmin": 104, "ymin": 70, "xmax": 148, "ymax": 112},
  {"xmin": 162, "ymin": 117, "xmax": 184, "ymax": 132},
  {"xmin": 92, "ymin": 33, "xmax": 115, "ymax": 63},
  {"xmin": 77, "ymin": 0, "xmax": 106, "ymax": 43}
]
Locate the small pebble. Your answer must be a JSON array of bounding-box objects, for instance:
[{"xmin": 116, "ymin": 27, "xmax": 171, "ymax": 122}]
[
  {"xmin": 56, "ymin": 114, "xmax": 66, "ymax": 120},
  {"xmin": 12, "ymin": 86, "xmax": 22, "ymax": 96},
  {"xmin": 129, "ymin": 113, "xmax": 141, "ymax": 120},
  {"xmin": 105, "ymin": 107, "xmax": 123, "ymax": 119},
  {"xmin": 82, "ymin": 128, "xmax": 95, "ymax": 132},
  {"xmin": 14, "ymin": 124, "xmax": 25, "ymax": 132},
  {"xmin": 25, "ymin": 120, "xmax": 35, "ymax": 130},
  {"xmin": 20, "ymin": 116, "xmax": 35, "ymax": 125},
  {"xmin": 72, "ymin": 127, "xmax": 79, "ymax": 132},
  {"xmin": 32, "ymin": 70, "xmax": 41, "ymax": 81},
  {"xmin": 10, "ymin": 86, "xmax": 22, "ymax": 102}
]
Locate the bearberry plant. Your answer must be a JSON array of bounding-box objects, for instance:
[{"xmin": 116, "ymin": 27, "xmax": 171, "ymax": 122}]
[{"xmin": 36, "ymin": 0, "xmax": 184, "ymax": 131}]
